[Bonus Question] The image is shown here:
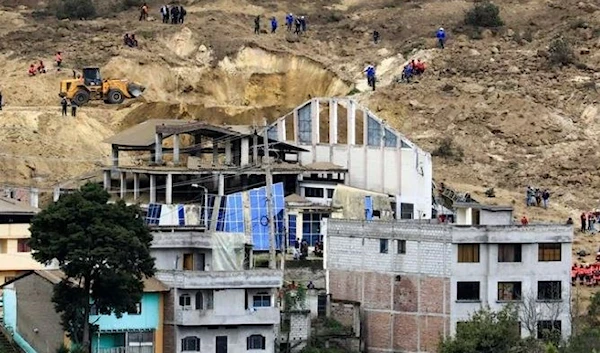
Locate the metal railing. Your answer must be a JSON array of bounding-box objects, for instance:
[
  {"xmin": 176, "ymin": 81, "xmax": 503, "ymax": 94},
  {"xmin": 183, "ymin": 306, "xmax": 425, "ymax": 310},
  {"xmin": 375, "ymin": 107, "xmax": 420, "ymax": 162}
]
[{"xmin": 99, "ymin": 347, "xmax": 153, "ymax": 353}]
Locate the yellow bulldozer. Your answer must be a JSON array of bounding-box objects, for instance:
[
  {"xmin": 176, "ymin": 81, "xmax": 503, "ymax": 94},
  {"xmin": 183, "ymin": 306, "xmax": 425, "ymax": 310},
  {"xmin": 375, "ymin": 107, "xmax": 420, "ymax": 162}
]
[{"xmin": 59, "ymin": 67, "xmax": 145, "ymax": 106}]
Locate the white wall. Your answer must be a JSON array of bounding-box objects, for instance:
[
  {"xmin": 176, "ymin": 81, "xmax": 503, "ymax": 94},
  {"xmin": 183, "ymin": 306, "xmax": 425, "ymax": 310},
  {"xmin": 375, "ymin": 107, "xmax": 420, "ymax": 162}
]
[
  {"xmin": 151, "ymin": 248, "xmax": 212, "ymax": 271},
  {"xmin": 176, "ymin": 325, "xmax": 277, "ymax": 353}
]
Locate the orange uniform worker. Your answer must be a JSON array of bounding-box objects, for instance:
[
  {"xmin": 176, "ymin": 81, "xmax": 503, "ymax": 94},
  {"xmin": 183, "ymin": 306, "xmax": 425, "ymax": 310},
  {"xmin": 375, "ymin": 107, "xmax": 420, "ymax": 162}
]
[
  {"xmin": 28, "ymin": 64, "xmax": 36, "ymax": 76},
  {"xmin": 55, "ymin": 51, "xmax": 62, "ymax": 71}
]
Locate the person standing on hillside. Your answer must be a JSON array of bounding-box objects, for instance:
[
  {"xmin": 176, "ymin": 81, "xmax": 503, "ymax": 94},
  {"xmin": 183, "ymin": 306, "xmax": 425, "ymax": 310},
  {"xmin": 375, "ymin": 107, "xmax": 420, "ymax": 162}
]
[
  {"xmin": 55, "ymin": 51, "xmax": 62, "ymax": 71},
  {"xmin": 179, "ymin": 6, "xmax": 186, "ymax": 24},
  {"xmin": 436, "ymin": 27, "xmax": 446, "ymax": 49},
  {"xmin": 61, "ymin": 97, "xmax": 68, "ymax": 117},
  {"xmin": 365, "ymin": 65, "xmax": 376, "ymax": 91},
  {"xmin": 373, "ymin": 30, "xmax": 380, "ymax": 44},
  {"xmin": 0, "ymin": 91, "xmax": 3, "ymax": 111},
  {"xmin": 70, "ymin": 100, "xmax": 78, "ymax": 117},
  {"xmin": 294, "ymin": 17, "xmax": 301, "ymax": 34},
  {"xmin": 160, "ymin": 5, "xmax": 169, "ymax": 23},
  {"xmin": 139, "ymin": 3, "xmax": 149, "ymax": 21},
  {"xmin": 286, "ymin": 13, "xmax": 293, "ymax": 31},
  {"xmin": 171, "ymin": 6, "xmax": 179, "ymax": 24},
  {"xmin": 300, "ymin": 16, "xmax": 307, "ymax": 32},
  {"xmin": 254, "ymin": 15, "xmax": 261, "ymax": 34},
  {"xmin": 271, "ymin": 17, "xmax": 278, "ymax": 33}
]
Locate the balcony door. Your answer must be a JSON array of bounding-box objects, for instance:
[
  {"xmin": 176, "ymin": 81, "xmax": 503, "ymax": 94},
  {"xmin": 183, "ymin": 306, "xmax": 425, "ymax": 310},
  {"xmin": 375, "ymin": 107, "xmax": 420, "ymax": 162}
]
[{"xmin": 216, "ymin": 336, "xmax": 227, "ymax": 353}]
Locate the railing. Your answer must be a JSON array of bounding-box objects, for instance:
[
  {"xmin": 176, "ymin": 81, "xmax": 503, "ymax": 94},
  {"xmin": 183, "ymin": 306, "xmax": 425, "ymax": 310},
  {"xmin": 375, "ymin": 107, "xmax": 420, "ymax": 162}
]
[
  {"xmin": 99, "ymin": 346, "xmax": 153, "ymax": 353},
  {"xmin": 174, "ymin": 307, "xmax": 280, "ymax": 326}
]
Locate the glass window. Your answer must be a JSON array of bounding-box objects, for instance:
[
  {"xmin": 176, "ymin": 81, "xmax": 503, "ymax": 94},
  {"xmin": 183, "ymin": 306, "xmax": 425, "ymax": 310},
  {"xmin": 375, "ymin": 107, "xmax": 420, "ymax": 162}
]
[
  {"xmin": 179, "ymin": 294, "xmax": 191, "ymax": 307},
  {"xmin": 127, "ymin": 302, "xmax": 142, "ymax": 315},
  {"xmin": 457, "ymin": 282, "xmax": 480, "ymax": 301},
  {"xmin": 397, "ymin": 240, "xmax": 406, "ymax": 254},
  {"xmin": 195, "ymin": 292, "xmax": 204, "ymax": 310},
  {"xmin": 181, "ymin": 336, "xmax": 200, "ymax": 351},
  {"xmin": 498, "ymin": 282, "xmax": 522, "ymax": 301},
  {"xmin": 302, "ymin": 213, "xmax": 328, "ymax": 246},
  {"xmin": 367, "ymin": 115, "xmax": 382, "ymax": 146},
  {"xmin": 326, "ymin": 189, "xmax": 334, "ymax": 199},
  {"xmin": 537, "ymin": 321, "xmax": 561, "ymax": 340},
  {"xmin": 538, "ymin": 243, "xmax": 561, "ymax": 261},
  {"xmin": 379, "ymin": 239, "xmax": 389, "ymax": 254},
  {"xmin": 400, "ymin": 203, "xmax": 414, "ymax": 220},
  {"xmin": 247, "ymin": 334, "xmax": 266, "ymax": 350},
  {"xmin": 297, "ymin": 104, "xmax": 312, "ymax": 143},
  {"xmin": 538, "ymin": 281, "xmax": 561, "ymax": 301},
  {"xmin": 458, "ymin": 244, "xmax": 480, "ymax": 263},
  {"xmin": 384, "ymin": 128, "xmax": 398, "ymax": 147},
  {"xmin": 253, "ymin": 293, "xmax": 271, "ymax": 308},
  {"xmin": 17, "ymin": 239, "xmax": 31, "ymax": 253},
  {"xmin": 498, "ymin": 244, "xmax": 522, "ymax": 262},
  {"xmin": 304, "ymin": 187, "xmax": 324, "ymax": 198},
  {"xmin": 129, "ymin": 331, "xmax": 153, "ymax": 346}
]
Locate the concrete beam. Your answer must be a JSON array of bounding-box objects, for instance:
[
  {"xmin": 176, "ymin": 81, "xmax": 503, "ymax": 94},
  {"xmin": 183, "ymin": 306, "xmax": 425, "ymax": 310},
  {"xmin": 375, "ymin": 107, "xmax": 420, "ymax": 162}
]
[
  {"xmin": 311, "ymin": 99, "xmax": 320, "ymax": 145},
  {"xmin": 293, "ymin": 109, "xmax": 299, "ymax": 144},
  {"xmin": 149, "ymin": 174, "xmax": 156, "ymax": 203},
  {"xmin": 111, "ymin": 145, "xmax": 119, "ymax": 168},
  {"xmin": 252, "ymin": 134, "xmax": 259, "ymax": 165},
  {"xmin": 119, "ymin": 172, "xmax": 126, "ymax": 199},
  {"xmin": 241, "ymin": 137, "xmax": 250, "ymax": 166},
  {"xmin": 154, "ymin": 133, "xmax": 163, "ymax": 164},
  {"xmin": 329, "ymin": 99, "xmax": 338, "ymax": 144},
  {"xmin": 103, "ymin": 170, "xmax": 111, "ymax": 191},
  {"xmin": 225, "ymin": 140, "xmax": 232, "ymax": 165},
  {"xmin": 212, "ymin": 140, "xmax": 219, "ymax": 165},
  {"xmin": 277, "ymin": 119, "xmax": 286, "ymax": 141},
  {"xmin": 133, "ymin": 173, "xmax": 140, "ymax": 200},
  {"xmin": 347, "ymin": 100, "xmax": 356, "ymax": 145},
  {"xmin": 218, "ymin": 174, "xmax": 225, "ymax": 196},
  {"xmin": 173, "ymin": 134, "xmax": 180, "ymax": 165},
  {"xmin": 166, "ymin": 173, "xmax": 173, "ymax": 204}
]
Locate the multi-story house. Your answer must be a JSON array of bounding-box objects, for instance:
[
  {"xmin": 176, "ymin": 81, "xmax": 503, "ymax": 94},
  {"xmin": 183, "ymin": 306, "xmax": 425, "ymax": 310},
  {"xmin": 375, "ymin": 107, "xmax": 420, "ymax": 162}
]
[
  {"xmin": 324, "ymin": 203, "xmax": 573, "ymax": 353},
  {"xmin": 0, "ymin": 197, "xmax": 44, "ymax": 284},
  {"xmin": 1, "ymin": 270, "xmax": 168, "ymax": 353}
]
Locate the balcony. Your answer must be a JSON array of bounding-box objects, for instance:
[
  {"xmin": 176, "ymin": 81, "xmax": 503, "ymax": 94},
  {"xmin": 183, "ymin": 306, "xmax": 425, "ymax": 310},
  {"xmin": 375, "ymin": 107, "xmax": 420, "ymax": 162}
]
[
  {"xmin": 175, "ymin": 307, "xmax": 279, "ymax": 326},
  {"xmin": 151, "ymin": 230, "xmax": 212, "ymax": 249},
  {"xmin": 451, "ymin": 224, "xmax": 573, "ymax": 244},
  {"xmin": 0, "ymin": 224, "xmax": 30, "ymax": 239},
  {"xmin": 155, "ymin": 269, "xmax": 283, "ymax": 289}
]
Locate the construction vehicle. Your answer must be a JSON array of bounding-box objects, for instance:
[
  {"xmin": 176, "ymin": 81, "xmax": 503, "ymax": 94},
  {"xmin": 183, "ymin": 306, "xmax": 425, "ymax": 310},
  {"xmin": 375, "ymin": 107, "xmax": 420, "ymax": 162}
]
[{"xmin": 59, "ymin": 67, "xmax": 145, "ymax": 106}]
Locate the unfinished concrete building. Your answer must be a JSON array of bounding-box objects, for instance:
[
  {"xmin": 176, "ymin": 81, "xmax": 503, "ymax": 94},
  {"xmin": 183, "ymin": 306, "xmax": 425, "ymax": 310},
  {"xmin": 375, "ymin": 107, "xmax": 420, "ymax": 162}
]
[{"xmin": 324, "ymin": 203, "xmax": 573, "ymax": 353}]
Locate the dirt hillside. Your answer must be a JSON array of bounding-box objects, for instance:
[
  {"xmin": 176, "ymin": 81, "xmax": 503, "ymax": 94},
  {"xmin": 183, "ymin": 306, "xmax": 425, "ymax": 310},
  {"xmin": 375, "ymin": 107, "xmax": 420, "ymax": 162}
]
[{"xmin": 1, "ymin": 0, "xmax": 600, "ymax": 263}]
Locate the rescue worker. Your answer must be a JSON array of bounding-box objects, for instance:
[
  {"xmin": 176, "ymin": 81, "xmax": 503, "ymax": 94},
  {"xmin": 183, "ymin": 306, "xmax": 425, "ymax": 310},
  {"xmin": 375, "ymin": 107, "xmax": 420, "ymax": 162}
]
[
  {"xmin": 130, "ymin": 34, "xmax": 139, "ymax": 47},
  {"xmin": 28, "ymin": 64, "xmax": 36, "ymax": 76},
  {"xmin": 254, "ymin": 15, "xmax": 260, "ymax": 34},
  {"xmin": 37, "ymin": 60, "xmax": 46, "ymax": 74},
  {"xmin": 124, "ymin": 33, "xmax": 132, "ymax": 47},
  {"xmin": 271, "ymin": 17, "xmax": 278, "ymax": 33},
  {"xmin": 300, "ymin": 16, "xmax": 307, "ymax": 32},
  {"xmin": 401, "ymin": 63, "xmax": 413, "ymax": 83},
  {"xmin": 171, "ymin": 6, "xmax": 179, "ymax": 24},
  {"xmin": 139, "ymin": 2, "xmax": 149, "ymax": 21},
  {"xmin": 61, "ymin": 97, "xmax": 68, "ymax": 116},
  {"xmin": 179, "ymin": 6, "xmax": 186, "ymax": 23},
  {"xmin": 373, "ymin": 30, "xmax": 380, "ymax": 44},
  {"xmin": 436, "ymin": 27, "xmax": 446, "ymax": 49},
  {"xmin": 414, "ymin": 59, "xmax": 425, "ymax": 75},
  {"xmin": 55, "ymin": 51, "xmax": 62, "ymax": 71},
  {"xmin": 365, "ymin": 65, "xmax": 376, "ymax": 91},
  {"xmin": 160, "ymin": 5, "xmax": 169, "ymax": 23},
  {"xmin": 70, "ymin": 100, "xmax": 78, "ymax": 117},
  {"xmin": 0, "ymin": 91, "xmax": 3, "ymax": 111},
  {"xmin": 286, "ymin": 13, "xmax": 293, "ymax": 31},
  {"xmin": 294, "ymin": 17, "xmax": 301, "ymax": 34}
]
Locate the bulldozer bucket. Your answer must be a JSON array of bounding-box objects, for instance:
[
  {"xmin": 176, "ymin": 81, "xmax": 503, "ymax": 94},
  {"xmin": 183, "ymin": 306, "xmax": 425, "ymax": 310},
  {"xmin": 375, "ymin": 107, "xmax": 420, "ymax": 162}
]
[{"xmin": 127, "ymin": 83, "xmax": 145, "ymax": 98}]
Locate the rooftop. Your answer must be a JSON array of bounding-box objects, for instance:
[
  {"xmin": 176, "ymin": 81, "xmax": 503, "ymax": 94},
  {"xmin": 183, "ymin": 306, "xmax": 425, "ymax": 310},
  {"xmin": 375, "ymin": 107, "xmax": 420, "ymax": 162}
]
[
  {"xmin": 453, "ymin": 202, "xmax": 513, "ymax": 212},
  {"xmin": 0, "ymin": 197, "xmax": 39, "ymax": 215}
]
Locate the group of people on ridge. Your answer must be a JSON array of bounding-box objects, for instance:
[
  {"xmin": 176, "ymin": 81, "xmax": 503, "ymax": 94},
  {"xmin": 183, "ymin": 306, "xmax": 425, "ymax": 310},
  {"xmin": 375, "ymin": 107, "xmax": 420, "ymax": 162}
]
[
  {"xmin": 123, "ymin": 33, "xmax": 139, "ymax": 48},
  {"xmin": 159, "ymin": 4, "xmax": 187, "ymax": 24},
  {"xmin": 28, "ymin": 60, "xmax": 46, "ymax": 76},
  {"xmin": 525, "ymin": 186, "xmax": 550, "ymax": 209},
  {"xmin": 254, "ymin": 13, "xmax": 307, "ymax": 35}
]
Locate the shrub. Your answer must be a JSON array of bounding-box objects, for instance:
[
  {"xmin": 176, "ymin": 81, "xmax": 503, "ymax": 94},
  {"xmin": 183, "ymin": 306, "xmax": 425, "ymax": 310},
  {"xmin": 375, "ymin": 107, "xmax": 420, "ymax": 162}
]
[
  {"xmin": 464, "ymin": 1, "xmax": 504, "ymax": 28},
  {"xmin": 432, "ymin": 137, "xmax": 464, "ymax": 161},
  {"xmin": 548, "ymin": 38, "xmax": 574, "ymax": 66},
  {"xmin": 55, "ymin": 0, "xmax": 96, "ymax": 20},
  {"xmin": 121, "ymin": 0, "xmax": 143, "ymax": 10}
]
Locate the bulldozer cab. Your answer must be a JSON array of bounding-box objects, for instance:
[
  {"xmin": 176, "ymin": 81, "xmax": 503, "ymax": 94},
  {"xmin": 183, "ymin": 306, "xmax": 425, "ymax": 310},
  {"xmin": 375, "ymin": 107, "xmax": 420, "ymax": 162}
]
[{"xmin": 82, "ymin": 67, "xmax": 102, "ymax": 86}]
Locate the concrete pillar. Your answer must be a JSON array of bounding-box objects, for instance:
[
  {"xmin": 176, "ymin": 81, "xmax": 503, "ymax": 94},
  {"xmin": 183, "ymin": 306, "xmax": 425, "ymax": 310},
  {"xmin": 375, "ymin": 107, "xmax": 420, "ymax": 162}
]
[
  {"xmin": 241, "ymin": 138, "xmax": 250, "ymax": 167},
  {"xmin": 149, "ymin": 174, "xmax": 156, "ymax": 203},
  {"xmin": 329, "ymin": 100, "xmax": 338, "ymax": 145},
  {"xmin": 173, "ymin": 134, "xmax": 180, "ymax": 165},
  {"xmin": 311, "ymin": 99, "xmax": 320, "ymax": 145},
  {"xmin": 277, "ymin": 119, "xmax": 286, "ymax": 141},
  {"xmin": 166, "ymin": 173, "xmax": 173, "ymax": 204},
  {"xmin": 103, "ymin": 170, "xmax": 111, "ymax": 191},
  {"xmin": 111, "ymin": 145, "xmax": 119, "ymax": 167},
  {"xmin": 119, "ymin": 172, "xmax": 126, "ymax": 199},
  {"xmin": 218, "ymin": 173, "xmax": 225, "ymax": 196},
  {"xmin": 212, "ymin": 140, "xmax": 219, "ymax": 165},
  {"xmin": 293, "ymin": 109, "xmax": 299, "ymax": 144},
  {"xmin": 225, "ymin": 140, "xmax": 232, "ymax": 165},
  {"xmin": 154, "ymin": 133, "xmax": 163, "ymax": 164},
  {"xmin": 363, "ymin": 109, "xmax": 369, "ymax": 146},
  {"xmin": 252, "ymin": 134, "xmax": 258, "ymax": 165},
  {"xmin": 53, "ymin": 187, "xmax": 60, "ymax": 202},
  {"xmin": 347, "ymin": 100, "xmax": 356, "ymax": 145},
  {"xmin": 29, "ymin": 188, "xmax": 39, "ymax": 208},
  {"xmin": 133, "ymin": 173, "xmax": 140, "ymax": 200}
]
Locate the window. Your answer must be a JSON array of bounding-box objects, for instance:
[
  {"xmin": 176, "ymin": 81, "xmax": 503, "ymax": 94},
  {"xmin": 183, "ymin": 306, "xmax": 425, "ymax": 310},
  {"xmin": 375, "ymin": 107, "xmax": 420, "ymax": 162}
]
[
  {"xmin": 181, "ymin": 336, "xmax": 200, "ymax": 351},
  {"xmin": 247, "ymin": 334, "xmax": 266, "ymax": 350},
  {"xmin": 4, "ymin": 276, "xmax": 15, "ymax": 283},
  {"xmin": 539, "ymin": 243, "xmax": 561, "ymax": 261},
  {"xmin": 498, "ymin": 282, "xmax": 522, "ymax": 301},
  {"xmin": 179, "ymin": 294, "xmax": 191, "ymax": 307},
  {"xmin": 538, "ymin": 281, "xmax": 561, "ymax": 301},
  {"xmin": 326, "ymin": 189, "xmax": 334, "ymax": 199},
  {"xmin": 537, "ymin": 321, "xmax": 561, "ymax": 340},
  {"xmin": 128, "ymin": 331, "xmax": 153, "ymax": 346},
  {"xmin": 457, "ymin": 282, "xmax": 480, "ymax": 301},
  {"xmin": 17, "ymin": 239, "xmax": 31, "ymax": 253},
  {"xmin": 195, "ymin": 292, "xmax": 204, "ymax": 310},
  {"xmin": 367, "ymin": 115, "xmax": 382, "ymax": 146},
  {"xmin": 183, "ymin": 253, "xmax": 194, "ymax": 270},
  {"xmin": 304, "ymin": 187, "xmax": 324, "ymax": 198},
  {"xmin": 397, "ymin": 240, "xmax": 406, "ymax": 254},
  {"xmin": 302, "ymin": 213, "xmax": 328, "ymax": 246},
  {"xmin": 205, "ymin": 290, "xmax": 214, "ymax": 310},
  {"xmin": 379, "ymin": 239, "xmax": 389, "ymax": 254},
  {"xmin": 498, "ymin": 244, "xmax": 522, "ymax": 262},
  {"xmin": 458, "ymin": 244, "xmax": 480, "ymax": 263},
  {"xmin": 128, "ymin": 302, "xmax": 142, "ymax": 315},
  {"xmin": 384, "ymin": 128, "xmax": 398, "ymax": 147},
  {"xmin": 253, "ymin": 293, "xmax": 271, "ymax": 308},
  {"xmin": 297, "ymin": 104, "xmax": 312, "ymax": 143},
  {"xmin": 400, "ymin": 203, "xmax": 414, "ymax": 220}
]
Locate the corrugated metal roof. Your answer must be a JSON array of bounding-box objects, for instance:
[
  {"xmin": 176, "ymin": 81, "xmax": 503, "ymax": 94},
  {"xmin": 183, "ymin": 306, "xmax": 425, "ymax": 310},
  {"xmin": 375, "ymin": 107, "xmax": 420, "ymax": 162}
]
[
  {"xmin": 103, "ymin": 119, "xmax": 189, "ymax": 147},
  {"xmin": 0, "ymin": 197, "xmax": 39, "ymax": 214}
]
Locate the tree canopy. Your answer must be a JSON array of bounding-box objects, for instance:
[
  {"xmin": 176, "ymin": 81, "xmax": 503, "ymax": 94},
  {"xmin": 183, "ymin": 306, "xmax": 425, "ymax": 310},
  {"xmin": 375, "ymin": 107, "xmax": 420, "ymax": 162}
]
[{"xmin": 29, "ymin": 183, "xmax": 155, "ymax": 351}]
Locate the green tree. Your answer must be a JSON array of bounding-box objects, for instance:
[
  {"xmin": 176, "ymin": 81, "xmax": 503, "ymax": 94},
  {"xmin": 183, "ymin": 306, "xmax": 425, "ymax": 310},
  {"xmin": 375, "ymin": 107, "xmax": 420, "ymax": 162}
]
[
  {"xmin": 439, "ymin": 306, "xmax": 522, "ymax": 353},
  {"xmin": 29, "ymin": 183, "xmax": 155, "ymax": 352},
  {"xmin": 464, "ymin": 1, "xmax": 504, "ymax": 28}
]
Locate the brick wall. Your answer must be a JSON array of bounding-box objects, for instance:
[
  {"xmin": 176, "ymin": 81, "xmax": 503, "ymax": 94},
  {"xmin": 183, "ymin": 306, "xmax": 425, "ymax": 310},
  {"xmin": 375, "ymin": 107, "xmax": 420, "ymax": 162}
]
[
  {"xmin": 15, "ymin": 274, "xmax": 64, "ymax": 353},
  {"xmin": 163, "ymin": 324, "xmax": 176, "ymax": 353},
  {"xmin": 163, "ymin": 290, "xmax": 175, "ymax": 353},
  {"xmin": 289, "ymin": 312, "xmax": 310, "ymax": 341},
  {"xmin": 330, "ymin": 302, "xmax": 356, "ymax": 329}
]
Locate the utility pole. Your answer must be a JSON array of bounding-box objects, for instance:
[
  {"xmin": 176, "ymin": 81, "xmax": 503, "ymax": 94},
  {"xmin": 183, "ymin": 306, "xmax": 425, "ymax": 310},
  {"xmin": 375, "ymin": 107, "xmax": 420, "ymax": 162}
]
[{"xmin": 263, "ymin": 122, "xmax": 277, "ymax": 270}]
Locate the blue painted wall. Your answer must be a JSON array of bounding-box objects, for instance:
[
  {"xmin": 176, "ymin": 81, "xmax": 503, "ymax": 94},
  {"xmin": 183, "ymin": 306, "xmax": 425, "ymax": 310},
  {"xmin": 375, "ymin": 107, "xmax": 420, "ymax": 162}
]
[
  {"xmin": 89, "ymin": 293, "xmax": 160, "ymax": 331},
  {"xmin": 3, "ymin": 287, "xmax": 38, "ymax": 353}
]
